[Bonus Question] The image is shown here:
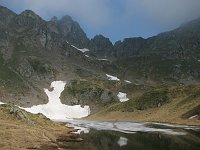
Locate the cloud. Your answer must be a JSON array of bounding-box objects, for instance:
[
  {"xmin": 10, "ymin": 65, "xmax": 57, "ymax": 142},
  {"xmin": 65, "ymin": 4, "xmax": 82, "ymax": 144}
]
[
  {"xmin": 1, "ymin": 0, "xmax": 113, "ymax": 29},
  {"xmin": 1, "ymin": 0, "xmax": 200, "ymax": 27},
  {"xmin": 125, "ymin": 0, "xmax": 200, "ymax": 25}
]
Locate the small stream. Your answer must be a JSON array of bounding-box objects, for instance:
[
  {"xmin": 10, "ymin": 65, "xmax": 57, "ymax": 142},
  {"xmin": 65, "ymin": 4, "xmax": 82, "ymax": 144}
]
[{"xmin": 65, "ymin": 120, "xmax": 200, "ymax": 150}]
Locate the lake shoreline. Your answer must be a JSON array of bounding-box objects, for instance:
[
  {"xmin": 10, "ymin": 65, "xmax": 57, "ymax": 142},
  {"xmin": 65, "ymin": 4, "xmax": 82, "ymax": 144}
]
[{"xmin": 84, "ymin": 111, "xmax": 200, "ymax": 126}]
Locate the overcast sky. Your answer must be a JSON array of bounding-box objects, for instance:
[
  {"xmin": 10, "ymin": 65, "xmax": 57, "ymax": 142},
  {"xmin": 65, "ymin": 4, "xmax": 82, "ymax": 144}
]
[{"xmin": 0, "ymin": 0, "xmax": 200, "ymax": 42}]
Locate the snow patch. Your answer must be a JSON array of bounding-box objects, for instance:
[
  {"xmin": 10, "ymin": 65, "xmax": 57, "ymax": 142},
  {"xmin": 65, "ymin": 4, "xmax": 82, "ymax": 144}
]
[
  {"xmin": 71, "ymin": 45, "xmax": 90, "ymax": 53},
  {"xmin": 118, "ymin": 137, "xmax": 128, "ymax": 147},
  {"xmin": 21, "ymin": 81, "xmax": 90, "ymax": 121},
  {"xmin": 85, "ymin": 55, "xmax": 89, "ymax": 58},
  {"xmin": 189, "ymin": 115, "xmax": 198, "ymax": 119},
  {"xmin": 117, "ymin": 92, "xmax": 129, "ymax": 102},
  {"xmin": 65, "ymin": 41, "xmax": 89, "ymax": 53},
  {"xmin": 124, "ymin": 80, "xmax": 132, "ymax": 84},
  {"xmin": 98, "ymin": 59, "xmax": 108, "ymax": 61},
  {"xmin": 106, "ymin": 74, "xmax": 120, "ymax": 81},
  {"xmin": 0, "ymin": 102, "xmax": 5, "ymax": 105}
]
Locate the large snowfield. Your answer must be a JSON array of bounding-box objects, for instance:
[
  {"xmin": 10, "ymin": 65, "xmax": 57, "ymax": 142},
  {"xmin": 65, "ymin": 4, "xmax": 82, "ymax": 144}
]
[
  {"xmin": 0, "ymin": 81, "xmax": 90, "ymax": 121},
  {"xmin": 22, "ymin": 81, "xmax": 90, "ymax": 121}
]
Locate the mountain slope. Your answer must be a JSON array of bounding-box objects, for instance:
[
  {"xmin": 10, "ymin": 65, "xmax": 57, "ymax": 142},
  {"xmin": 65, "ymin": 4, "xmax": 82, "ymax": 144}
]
[
  {"xmin": 0, "ymin": 5, "xmax": 199, "ymax": 123},
  {"xmin": 0, "ymin": 6, "xmax": 118, "ymax": 112}
]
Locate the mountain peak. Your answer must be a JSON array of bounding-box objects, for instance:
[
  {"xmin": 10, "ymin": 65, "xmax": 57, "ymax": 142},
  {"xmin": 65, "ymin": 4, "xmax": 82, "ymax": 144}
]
[
  {"xmin": 93, "ymin": 34, "xmax": 108, "ymax": 39},
  {"xmin": 0, "ymin": 5, "xmax": 14, "ymax": 12},
  {"xmin": 61, "ymin": 15, "xmax": 73, "ymax": 22},
  {"xmin": 57, "ymin": 15, "xmax": 90, "ymax": 48},
  {"xmin": 19, "ymin": 10, "xmax": 41, "ymax": 20},
  {"xmin": 0, "ymin": 5, "xmax": 16, "ymax": 16},
  {"xmin": 0, "ymin": 5, "xmax": 16, "ymax": 25},
  {"xmin": 92, "ymin": 34, "xmax": 113, "ymax": 46},
  {"xmin": 50, "ymin": 16, "xmax": 58, "ymax": 23}
]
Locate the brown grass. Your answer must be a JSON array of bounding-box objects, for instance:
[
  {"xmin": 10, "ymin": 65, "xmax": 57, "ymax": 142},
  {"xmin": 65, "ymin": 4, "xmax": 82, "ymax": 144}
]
[
  {"xmin": 86, "ymin": 97, "xmax": 200, "ymax": 126},
  {"xmin": 0, "ymin": 105, "xmax": 81, "ymax": 150}
]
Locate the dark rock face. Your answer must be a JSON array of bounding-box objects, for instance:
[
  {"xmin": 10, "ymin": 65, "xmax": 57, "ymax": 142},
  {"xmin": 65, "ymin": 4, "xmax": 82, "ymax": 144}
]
[
  {"xmin": 55, "ymin": 15, "xmax": 91, "ymax": 48},
  {"xmin": 60, "ymin": 80, "xmax": 117, "ymax": 113},
  {"xmin": 91, "ymin": 35, "xmax": 114, "ymax": 57},
  {"xmin": 87, "ymin": 18, "xmax": 200, "ymax": 61},
  {"xmin": 100, "ymin": 90, "xmax": 114, "ymax": 103},
  {"xmin": 112, "ymin": 19, "xmax": 200, "ymax": 59},
  {"xmin": 113, "ymin": 37, "xmax": 146, "ymax": 58}
]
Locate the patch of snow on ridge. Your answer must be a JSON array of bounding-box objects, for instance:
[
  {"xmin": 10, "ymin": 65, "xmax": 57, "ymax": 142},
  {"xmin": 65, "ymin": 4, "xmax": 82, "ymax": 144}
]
[
  {"xmin": 117, "ymin": 92, "xmax": 129, "ymax": 102},
  {"xmin": 0, "ymin": 102, "xmax": 5, "ymax": 105},
  {"xmin": 71, "ymin": 45, "xmax": 90, "ymax": 53},
  {"xmin": 124, "ymin": 80, "xmax": 131, "ymax": 83},
  {"xmin": 98, "ymin": 59, "xmax": 108, "ymax": 61},
  {"xmin": 106, "ymin": 74, "xmax": 120, "ymax": 81},
  {"xmin": 118, "ymin": 137, "xmax": 128, "ymax": 147},
  {"xmin": 189, "ymin": 115, "xmax": 198, "ymax": 119},
  {"xmin": 22, "ymin": 81, "xmax": 90, "ymax": 121}
]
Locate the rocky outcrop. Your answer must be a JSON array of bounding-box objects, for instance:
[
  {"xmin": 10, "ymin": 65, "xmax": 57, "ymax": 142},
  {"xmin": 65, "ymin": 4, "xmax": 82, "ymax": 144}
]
[
  {"xmin": 91, "ymin": 35, "xmax": 114, "ymax": 57},
  {"xmin": 113, "ymin": 37, "xmax": 146, "ymax": 58},
  {"xmin": 52, "ymin": 15, "xmax": 91, "ymax": 48},
  {"xmin": 60, "ymin": 80, "xmax": 117, "ymax": 113}
]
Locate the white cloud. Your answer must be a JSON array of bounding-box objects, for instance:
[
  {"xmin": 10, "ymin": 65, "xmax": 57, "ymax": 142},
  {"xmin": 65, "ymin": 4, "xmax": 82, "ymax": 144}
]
[
  {"xmin": 125, "ymin": 0, "xmax": 200, "ymax": 25},
  {"xmin": 1, "ymin": 0, "xmax": 112, "ymax": 29},
  {"xmin": 2, "ymin": 0, "xmax": 200, "ymax": 26}
]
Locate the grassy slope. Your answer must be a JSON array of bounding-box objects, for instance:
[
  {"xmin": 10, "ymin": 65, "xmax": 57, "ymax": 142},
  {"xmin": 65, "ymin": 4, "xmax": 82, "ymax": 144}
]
[
  {"xmin": 0, "ymin": 54, "xmax": 25, "ymax": 91},
  {"xmin": 0, "ymin": 104, "xmax": 81, "ymax": 150},
  {"xmin": 87, "ymin": 84, "xmax": 200, "ymax": 125}
]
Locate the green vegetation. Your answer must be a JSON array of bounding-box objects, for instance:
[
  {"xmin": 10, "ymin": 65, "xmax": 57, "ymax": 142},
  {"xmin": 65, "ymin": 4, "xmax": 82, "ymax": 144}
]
[
  {"xmin": 64, "ymin": 80, "xmax": 103, "ymax": 97},
  {"xmin": 104, "ymin": 84, "xmax": 200, "ymax": 113},
  {"xmin": 29, "ymin": 59, "xmax": 50, "ymax": 74},
  {"xmin": 134, "ymin": 88, "xmax": 170, "ymax": 110},
  {"xmin": 0, "ymin": 53, "xmax": 26, "ymax": 91},
  {"xmin": 178, "ymin": 91, "xmax": 200, "ymax": 106},
  {"xmin": 105, "ymin": 88, "xmax": 169, "ymax": 112}
]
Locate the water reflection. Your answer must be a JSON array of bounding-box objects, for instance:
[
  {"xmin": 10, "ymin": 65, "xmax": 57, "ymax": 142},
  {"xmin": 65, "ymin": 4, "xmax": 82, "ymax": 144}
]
[
  {"xmin": 66, "ymin": 120, "xmax": 198, "ymax": 135},
  {"xmin": 66, "ymin": 120, "xmax": 200, "ymax": 150},
  {"xmin": 67, "ymin": 129, "xmax": 200, "ymax": 150}
]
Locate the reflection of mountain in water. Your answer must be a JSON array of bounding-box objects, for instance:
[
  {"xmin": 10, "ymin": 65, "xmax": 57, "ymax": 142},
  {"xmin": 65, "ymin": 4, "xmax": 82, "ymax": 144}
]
[{"xmin": 67, "ymin": 129, "xmax": 200, "ymax": 150}]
